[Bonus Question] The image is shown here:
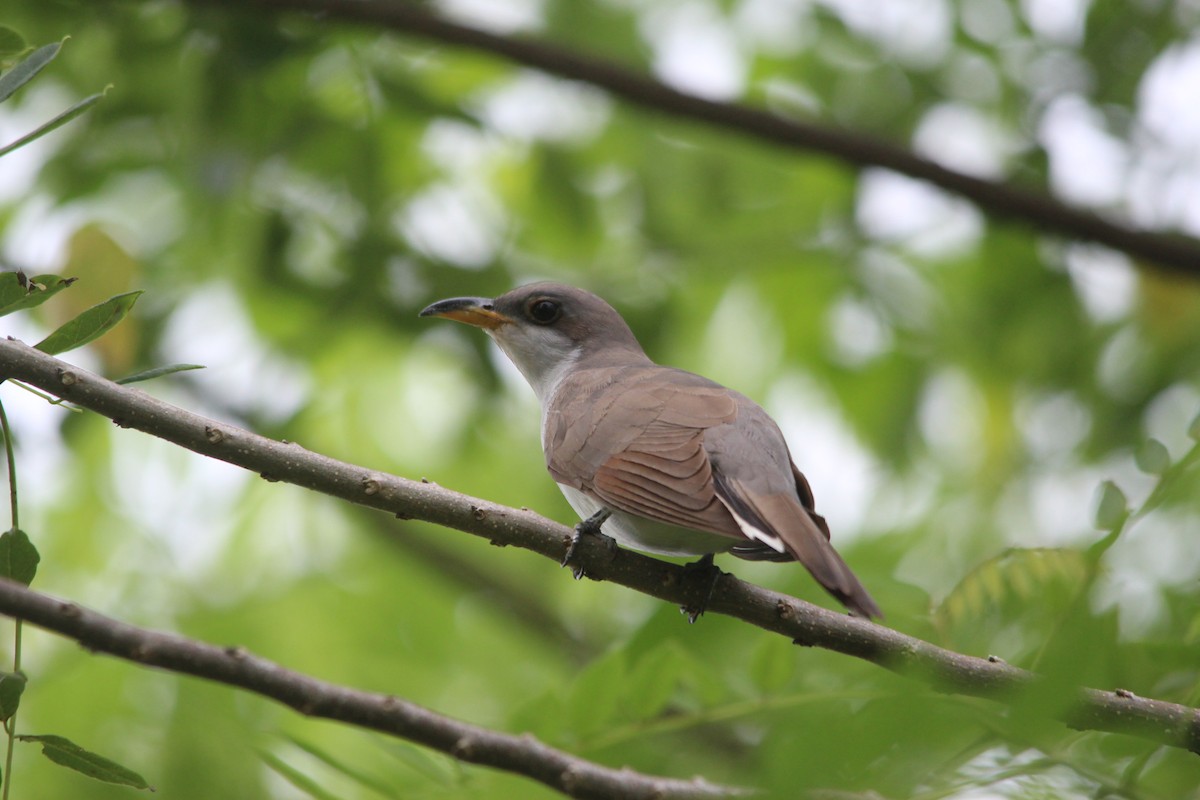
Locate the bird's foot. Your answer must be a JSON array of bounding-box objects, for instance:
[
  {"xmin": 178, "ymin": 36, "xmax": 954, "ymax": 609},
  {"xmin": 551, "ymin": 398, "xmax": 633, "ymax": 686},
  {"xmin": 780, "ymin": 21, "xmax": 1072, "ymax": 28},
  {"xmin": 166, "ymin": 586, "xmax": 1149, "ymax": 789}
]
[
  {"xmin": 679, "ymin": 553, "xmax": 724, "ymax": 623},
  {"xmin": 562, "ymin": 508, "xmax": 613, "ymax": 580}
]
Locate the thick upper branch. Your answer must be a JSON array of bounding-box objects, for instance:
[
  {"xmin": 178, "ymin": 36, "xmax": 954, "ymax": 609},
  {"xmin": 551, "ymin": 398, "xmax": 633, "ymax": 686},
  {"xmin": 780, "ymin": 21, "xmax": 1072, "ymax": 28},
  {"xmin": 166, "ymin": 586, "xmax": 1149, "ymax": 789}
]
[
  {"xmin": 0, "ymin": 339, "xmax": 1197, "ymax": 757},
  {"xmin": 185, "ymin": 0, "xmax": 1200, "ymax": 276}
]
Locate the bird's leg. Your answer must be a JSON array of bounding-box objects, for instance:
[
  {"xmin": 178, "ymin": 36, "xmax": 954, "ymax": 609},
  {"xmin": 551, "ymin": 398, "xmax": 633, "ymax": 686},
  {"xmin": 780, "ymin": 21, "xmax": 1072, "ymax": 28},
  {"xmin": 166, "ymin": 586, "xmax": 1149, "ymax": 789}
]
[
  {"xmin": 680, "ymin": 553, "xmax": 724, "ymax": 623},
  {"xmin": 561, "ymin": 508, "xmax": 614, "ymax": 579}
]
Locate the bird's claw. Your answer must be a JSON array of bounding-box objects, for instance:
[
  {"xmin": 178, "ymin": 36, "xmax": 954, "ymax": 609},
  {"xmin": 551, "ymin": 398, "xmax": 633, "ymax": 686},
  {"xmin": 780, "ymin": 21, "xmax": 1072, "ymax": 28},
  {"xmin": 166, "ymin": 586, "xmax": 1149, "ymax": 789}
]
[
  {"xmin": 561, "ymin": 508, "xmax": 613, "ymax": 579},
  {"xmin": 679, "ymin": 553, "xmax": 723, "ymax": 623}
]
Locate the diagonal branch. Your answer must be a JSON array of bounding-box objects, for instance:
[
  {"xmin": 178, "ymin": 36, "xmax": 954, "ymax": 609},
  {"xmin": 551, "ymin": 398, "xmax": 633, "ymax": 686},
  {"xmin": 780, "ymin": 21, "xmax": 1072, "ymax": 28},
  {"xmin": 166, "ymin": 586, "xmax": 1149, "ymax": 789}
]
[
  {"xmin": 0, "ymin": 578, "xmax": 740, "ymax": 800},
  {"xmin": 0, "ymin": 337, "xmax": 1198, "ymax": 757},
  {"xmin": 185, "ymin": 0, "xmax": 1200, "ymax": 277}
]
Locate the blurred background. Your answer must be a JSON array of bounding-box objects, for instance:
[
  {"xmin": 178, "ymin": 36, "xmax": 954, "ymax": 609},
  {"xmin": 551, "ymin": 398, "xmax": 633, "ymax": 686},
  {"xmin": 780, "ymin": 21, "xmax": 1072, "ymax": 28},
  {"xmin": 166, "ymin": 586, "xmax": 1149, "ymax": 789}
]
[{"xmin": 1, "ymin": 0, "xmax": 1199, "ymax": 797}]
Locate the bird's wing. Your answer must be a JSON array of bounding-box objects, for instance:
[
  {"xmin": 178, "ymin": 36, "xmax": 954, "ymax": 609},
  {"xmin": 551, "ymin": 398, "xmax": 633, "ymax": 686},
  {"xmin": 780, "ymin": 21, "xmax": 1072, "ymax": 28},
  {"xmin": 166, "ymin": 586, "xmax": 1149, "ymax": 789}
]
[
  {"xmin": 705, "ymin": 406, "xmax": 882, "ymax": 618},
  {"xmin": 546, "ymin": 365, "xmax": 881, "ymax": 618},
  {"xmin": 591, "ymin": 422, "xmax": 742, "ymax": 534},
  {"xmin": 546, "ymin": 367, "xmax": 744, "ymax": 537}
]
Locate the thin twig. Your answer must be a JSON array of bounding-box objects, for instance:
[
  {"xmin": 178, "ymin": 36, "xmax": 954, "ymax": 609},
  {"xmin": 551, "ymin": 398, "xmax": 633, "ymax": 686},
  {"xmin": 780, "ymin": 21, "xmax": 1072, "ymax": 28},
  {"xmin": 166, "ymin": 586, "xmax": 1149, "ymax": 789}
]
[{"xmin": 0, "ymin": 339, "xmax": 1197, "ymax": 756}]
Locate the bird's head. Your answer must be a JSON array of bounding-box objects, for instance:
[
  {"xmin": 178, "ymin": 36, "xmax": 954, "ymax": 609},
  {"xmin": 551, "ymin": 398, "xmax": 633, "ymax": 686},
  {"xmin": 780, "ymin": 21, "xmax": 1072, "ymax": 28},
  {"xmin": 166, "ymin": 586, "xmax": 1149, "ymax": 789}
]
[{"xmin": 420, "ymin": 282, "xmax": 648, "ymax": 400}]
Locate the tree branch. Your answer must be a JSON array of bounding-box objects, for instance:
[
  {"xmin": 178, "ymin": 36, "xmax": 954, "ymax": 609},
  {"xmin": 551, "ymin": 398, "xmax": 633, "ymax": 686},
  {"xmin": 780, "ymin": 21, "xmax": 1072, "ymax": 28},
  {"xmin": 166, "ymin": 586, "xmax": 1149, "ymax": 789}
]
[
  {"xmin": 185, "ymin": 0, "xmax": 1200, "ymax": 277},
  {"xmin": 0, "ymin": 579, "xmax": 740, "ymax": 800},
  {"xmin": 0, "ymin": 337, "xmax": 1198, "ymax": 758}
]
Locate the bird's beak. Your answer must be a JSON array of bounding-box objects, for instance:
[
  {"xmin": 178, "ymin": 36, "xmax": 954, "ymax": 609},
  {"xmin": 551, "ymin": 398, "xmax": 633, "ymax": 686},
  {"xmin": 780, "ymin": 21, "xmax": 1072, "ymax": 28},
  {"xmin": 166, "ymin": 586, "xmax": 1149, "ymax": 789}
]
[{"xmin": 419, "ymin": 296, "xmax": 511, "ymax": 330}]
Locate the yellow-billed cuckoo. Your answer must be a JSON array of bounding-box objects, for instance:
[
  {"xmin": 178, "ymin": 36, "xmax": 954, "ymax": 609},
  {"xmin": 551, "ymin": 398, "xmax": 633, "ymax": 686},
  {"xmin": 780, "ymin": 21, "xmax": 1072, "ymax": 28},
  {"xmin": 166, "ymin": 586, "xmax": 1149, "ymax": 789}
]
[{"xmin": 420, "ymin": 283, "xmax": 881, "ymax": 620}]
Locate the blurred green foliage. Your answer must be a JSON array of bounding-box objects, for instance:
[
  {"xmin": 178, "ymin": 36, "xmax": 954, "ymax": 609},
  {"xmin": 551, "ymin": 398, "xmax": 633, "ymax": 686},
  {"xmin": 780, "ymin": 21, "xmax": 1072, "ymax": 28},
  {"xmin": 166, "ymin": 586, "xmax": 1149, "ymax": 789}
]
[{"xmin": 1, "ymin": 1, "xmax": 1199, "ymax": 798}]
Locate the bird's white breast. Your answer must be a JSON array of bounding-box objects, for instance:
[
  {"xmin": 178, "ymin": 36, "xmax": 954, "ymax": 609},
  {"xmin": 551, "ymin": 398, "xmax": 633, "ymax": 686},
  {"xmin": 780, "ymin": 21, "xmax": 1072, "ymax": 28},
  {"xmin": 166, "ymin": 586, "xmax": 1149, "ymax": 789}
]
[{"xmin": 556, "ymin": 484, "xmax": 740, "ymax": 557}]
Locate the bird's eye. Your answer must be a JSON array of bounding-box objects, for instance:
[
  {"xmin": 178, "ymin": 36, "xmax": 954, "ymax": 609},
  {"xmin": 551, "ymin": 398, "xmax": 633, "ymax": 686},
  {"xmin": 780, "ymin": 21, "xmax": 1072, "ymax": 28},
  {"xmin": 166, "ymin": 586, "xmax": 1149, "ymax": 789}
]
[{"xmin": 528, "ymin": 299, "xmax": 561, "ymax": 324}]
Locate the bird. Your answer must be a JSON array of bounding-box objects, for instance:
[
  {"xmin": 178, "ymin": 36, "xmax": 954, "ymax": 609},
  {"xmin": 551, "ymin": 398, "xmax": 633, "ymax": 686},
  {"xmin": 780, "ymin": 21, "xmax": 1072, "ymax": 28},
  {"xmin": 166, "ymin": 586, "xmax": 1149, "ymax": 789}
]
[{"xmin": 420, "ymin": 282, "xmax": 881, "ymax": 620}]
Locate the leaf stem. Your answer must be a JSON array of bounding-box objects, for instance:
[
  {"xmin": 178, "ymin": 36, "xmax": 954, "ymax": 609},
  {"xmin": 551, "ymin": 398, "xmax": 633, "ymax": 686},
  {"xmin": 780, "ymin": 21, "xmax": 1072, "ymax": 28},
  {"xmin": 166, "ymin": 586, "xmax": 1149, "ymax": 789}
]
[
  {"xmin": 0, "ymin": 400, "xmax": 19, "ymax": 800},
  {"xmin": 2, "ymin": 621, "xmax": 19, "ymax": 800},
  {"xmin": 0, "ymin": 400, "xmax": 17, "ymax": 531}
]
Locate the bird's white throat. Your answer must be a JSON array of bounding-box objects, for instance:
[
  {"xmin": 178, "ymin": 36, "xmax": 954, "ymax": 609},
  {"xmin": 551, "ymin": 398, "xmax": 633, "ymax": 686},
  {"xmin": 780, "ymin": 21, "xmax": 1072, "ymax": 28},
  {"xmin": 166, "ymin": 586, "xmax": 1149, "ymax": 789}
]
[{"xmin": 489, "ymin": 327, "xmax": 582, "ymax": 404}]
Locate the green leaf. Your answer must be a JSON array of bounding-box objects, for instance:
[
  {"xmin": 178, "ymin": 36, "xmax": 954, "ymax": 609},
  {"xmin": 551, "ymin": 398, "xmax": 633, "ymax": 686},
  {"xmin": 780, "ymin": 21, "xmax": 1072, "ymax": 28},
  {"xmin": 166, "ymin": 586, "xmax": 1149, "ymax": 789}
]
[
  {"xmin": 1189, "ymin": 410, "xmax": 1200, "ymax": 441},
  {"xmin": 1135, "ymin": 438, "xmax": 1171, "ymax": 475},
  {"xmin": 259, "ymin": 750, "xmax": 340, "ymax": 800},
  {"xmin": 623, "ymin": 642, "xmax": 685, "ymax": 719},
  {"xmin": 380, "ymin": 739, "xmax": 462, "ymax": 787},
  {"xmin": 0, "ymin": 528, "xmax": 39, "ymax": 586},
  {"xmin": 18, "ymin": 735, "xmax": 150, "ymax": 790},
  {"xmin": 0, "ymin": 40, "xmax": 61, "ymax": 105},
  {"xmin": 1094, "ymin": 480, "xmax": 1127, "ymax": 531},
  {"xmin": 115, "ymin": 363, "xmax": 205, "ymax": 385},
  {"xmin": 34, "ymin": 290, "xmax": 142, "ymax": 355},
  {"xmin": 565, "ymin": 648, "xmax": 627, "ymax": 737},
  {"xmin": 749, "ymin": 638, "xmax": 795, "ymax": 695},
  {"xmin": 0, "ymin": 671, "xmax": 26, "ymax": 721},
  {"xmin": 0, "ymin": 28, "xmax": 25, "ymax": 61},
  {"xmin": 0, "ymin": 87, "xmax": 110, "ymax": 158},
  {"xmin": 935, "ymin": 547, "xmax": 1090, "ymax": 629},
  {"xmin": 0, "ymin": 272, "xmax": 76, "ymax": 317},
  {"xmin": 0, "ymin": 272, "xmax": 27, "ymax": 311},
  {"xmin": 282, "ymin": 735, "xmax": 397, "ymax": 798}
]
